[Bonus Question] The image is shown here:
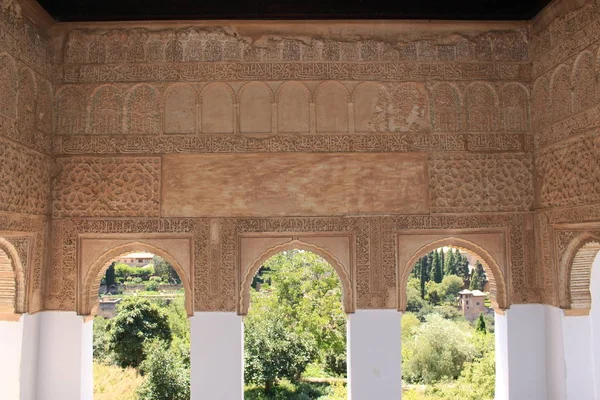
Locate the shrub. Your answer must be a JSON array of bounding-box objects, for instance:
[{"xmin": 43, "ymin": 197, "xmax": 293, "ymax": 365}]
[
  {"xmin": 137, "ymin": 340, "xmax": 190, "ymax": 400},
  {"xmin": 106, "ymin": 297, "xmax": 172, "ymax": 368},
  {"xmin": 403, "ymin": 314, "xmax": 476, "ymax": 384},
  {"xmin": 144, "ymin": 280, "xmax": 160, "ymax": 292}
]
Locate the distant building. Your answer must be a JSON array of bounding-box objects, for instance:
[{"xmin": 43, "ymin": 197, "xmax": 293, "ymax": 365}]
[
  {"xmin": 458, "ymin": 289, "xmax": 487, "ymax": 321},
  {"xmin": 115, "ymin": 252, "xmax": 154, "ymax": 268}
]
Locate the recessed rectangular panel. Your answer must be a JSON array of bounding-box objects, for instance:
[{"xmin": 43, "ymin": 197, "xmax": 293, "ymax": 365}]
[{"xmin": 161, "ymin": 153, "xmax": 428, "ymax": 217}]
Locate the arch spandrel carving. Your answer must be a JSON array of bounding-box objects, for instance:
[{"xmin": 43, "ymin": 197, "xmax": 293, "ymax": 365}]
[
  {"xmin": 397, "ymin": 233, "xmax": 510, "ymax": 312},
  {"xmin": 0, "ymin": 237, "xmax": 28, "ymax": 320},
  {"xmin": 238, "ymin": 237, "xmax": 355, "ymax": 316},
  {"xmin": 557, "ymin": 228, "xmax": 600, "ymax": 315},
  {"xmin": 79, "ymin": 240, "xmax": 194, "ymax": 317}
]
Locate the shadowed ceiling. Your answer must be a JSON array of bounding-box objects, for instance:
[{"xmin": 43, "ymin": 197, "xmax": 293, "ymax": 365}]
[{"xmin": 37, "ymin": 0, "xmax": 553, "ymax": 22}]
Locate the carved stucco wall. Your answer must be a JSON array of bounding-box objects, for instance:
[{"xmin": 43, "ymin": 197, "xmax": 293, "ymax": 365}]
[
  {"xmin": 0, "ymin": 0, "xmax": 53, "ymax": 314},
  {"xmin": 44, "ymin": 17, "xmax": 539, "ymax": 313},
  {"xmin": 531, "ymin": 0, "xmax": 600, "ymax": 307},
  {"xmin": 0, "ymin": 0, "xmax": 598, "ymax": 314}
]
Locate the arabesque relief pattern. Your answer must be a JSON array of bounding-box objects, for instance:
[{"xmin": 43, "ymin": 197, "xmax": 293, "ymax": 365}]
[
  {"xmin": 48, "ymin": 213, "xmax": 534, "ymax": 312},
  {"xmin": 2, "ymin": 0, "xmax": 600, "ymax": 313},
  {"xmin": 530, "ymin": 0, "xmax": 600, "ymax": 307}
]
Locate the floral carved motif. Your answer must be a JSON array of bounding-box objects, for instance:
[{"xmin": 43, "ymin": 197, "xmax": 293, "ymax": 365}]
[{"xmin": 52, "ymin": 157, "xmax": 161, "ymax": 217}]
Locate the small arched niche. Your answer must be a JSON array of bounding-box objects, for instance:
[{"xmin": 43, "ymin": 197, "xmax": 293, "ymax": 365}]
[
  {"xmin": 398, "ymin": 234, "xmax": 509, "ymax": 312},
  {"xmin": 238, "ymin": 238, "xmax": 355, "ymax": 316},
  {"xmin": 0, "ymin": 238, "xmax": 27, "ymax": 321},
  {"xmin": 559, "ymin": 232, "xmax": 600, "ymax": 315},
  {"xmin": 79, "ymin": 241, "xmax": 193, "ymax": 318}
]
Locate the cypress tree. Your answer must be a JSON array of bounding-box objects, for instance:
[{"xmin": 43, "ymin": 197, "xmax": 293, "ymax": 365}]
[
  {"xmin": 433, "ymin": 249, "xmax": 443, "ymax": 284},
  {"xmin": 476, "ymin": 313, "xmax": 487, "ymax": 334},
  {"xmin": 419, "ymin": 256, "xmax": 428, "ymax": 299},
  {"xmin": 105, "ymin": 261, "xmax": 116, "ymax": 291},
  {"xmin": 470, "ymin": 260, "xmax": 487, "ymax": 291},
  {"xmin": 444, "ymin": 248, "xmax": 456, "ymax": 276}
]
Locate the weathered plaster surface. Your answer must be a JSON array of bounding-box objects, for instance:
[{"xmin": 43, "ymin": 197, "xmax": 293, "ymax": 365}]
[{"xmin": 0, "ymin": 0, "xmax": 598, "ymax": 315}]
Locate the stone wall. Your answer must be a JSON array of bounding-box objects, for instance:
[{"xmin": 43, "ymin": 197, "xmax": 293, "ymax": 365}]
[
  {"xmin": 531, "ymin": 0, "xmax": 600, "ymax": 306},
  {"xmin": 45, "ymin": 19, "xmax": 537, "ymax": 312},
  {"xmin": 0, "ymin": 0, "xmax": 54, "ymax": 313},
  {"xmin": 0, "ymin": 0, "xmax": 598, "ymax": 315}
]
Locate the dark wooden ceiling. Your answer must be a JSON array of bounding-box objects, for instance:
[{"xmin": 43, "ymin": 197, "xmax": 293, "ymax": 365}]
[{"xmin": 37, "ymin": 0, "xmax": 553, "ymax": 22}]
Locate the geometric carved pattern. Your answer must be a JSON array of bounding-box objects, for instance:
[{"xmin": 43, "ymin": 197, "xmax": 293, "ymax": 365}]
[
  {"xmin": 429, "ymin": 154, "xmax": 534, "ymax": 213},
  {"xmin": 536, "ymin": 133, "xmax": 600, "ymax": 209},
  {"xmin": 0, "ymin": 139, "xmax": 51, "ymax": 215},
  {"xmin": 52, "ymin": 157, "xmax": 161, "ymax": 217}
]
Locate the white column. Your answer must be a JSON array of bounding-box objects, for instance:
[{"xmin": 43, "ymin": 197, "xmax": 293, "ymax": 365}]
[
  {"xmin": 0, "ymin": 315, "xmax": 26, "ymax": 399},
  {"xmin": 494, "ymin": 311, "xmax": 509, "ymax": 400},
  {"xmin": 495, "ymin": 305, "xmax": 548, "ymax": 400},
  {"xmin": 0, "ymin": 313, "xmax": 40, "ymax": 400},
  {"xmin": 347, "ymin": 309, "xmax": 402, "ymax": 400},
  {"xmin": 190, "ymin": 312, "xmax": 243, "ymax": 400},
  {"xmin": 591, "ymin": 252, "xmax": 600, "ymax": 399},
  {"xmin": 545, "ymin": 306, "xmax": 567, "ymax": 400},
  {"xmin": 561, "ymin": 315, "xmax": 595, "ymax": 399},
  {"xmin": 36, "ymin": 312, "xmax": 93, "ymax": 400}
]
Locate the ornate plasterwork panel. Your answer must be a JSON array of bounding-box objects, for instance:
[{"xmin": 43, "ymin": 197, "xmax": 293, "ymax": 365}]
[
  {"xmin": 396, "ymin": 231, "xmax": 510, "ymax": 311},
  {"xmin": 48, "ymin": 218, "xmax": 210, "ymax": 311},
  {"xmin": 60, "ymin": 27, "xmax": 529, "ymax": 66},
  {"xmin": 52, "ymin": 133, "xmax": 528, "ymax": 155},
  {"xmin": 53, "ymin": 81, "xmax": 530, "ymax": 137},
  {"xmin": 0, "ymin": 138, "xmax": 51, "ymax": 215},
  {"xmin": 0, "ymin": 213, "xmax": 47, "ymax": 313},
  {"xmin": 77, "ymin": 235, "xmax": 194, "ymax": 316},
  {"xmin": 237, "ymin": 235, "xmax": 355, "ymax": 315},
  {"xmin": 551, "ymin": 223, "xmax": 600, "ymax": 314},
  {"xmin": 429, "ymin": 153, "xmax": 534, "ymax": 213},
  {"xmin": 536, "ymin": 204, "xmax": 600, "ymax": 306},
  {"xmin": 52, "ymin": 157, "xmax": 161, "ymax": 218},
  {"xmin": 536, "ymin": 132, "xmax": 600, "ymax": 209},
  {"xmin": 48, "ymin": 210, "xmax": 534, "ymax": 312}
]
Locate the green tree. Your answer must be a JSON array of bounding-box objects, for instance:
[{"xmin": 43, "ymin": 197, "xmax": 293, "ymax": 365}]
[
  {"xmin": 244, "ymin": 290, "xmax": 315, "ymax": 393},
  {"xmin": 152, "ymin": 256, "xmax": 181, "ymax": 284},
  {"xmin": 470, "ymin": 261, "xmax": 487, "ymax": 291},
  {"xmin": 137, "ymin": 340, "xmax": 190, "ymax": 400},
  {"xmin": 419, "ymin": 256, "xmax": 429, "ymax": 299},
  {"xmin": 105, "ymin": 262, "xmax": 116, "ymax": 290},
  {"xmin": 106, "ymin": 297, "xmax": 172, "ymax": 368},
  {"xmin": 432, "ymin": 250, "xmax": 443, "ymax": 284},
  {"xmin": 260, "ymin": 251, "xmax": 347, "ymax": 376},
  {"xmin": 439, "ymin": 275, "xmax": 465, "ymax": 303},
  {"xmin": 402, "ymin": 314, "xmax": 476, "ymax": 384},
  {"xmin": 476, "ymin": 313, "xmax": 487, "ymax": 334},
  {"xmin": 443, "ymin": 249, "xmax": 457, "ymax": 276}
]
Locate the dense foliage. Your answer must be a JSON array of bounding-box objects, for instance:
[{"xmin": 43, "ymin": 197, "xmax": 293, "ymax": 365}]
[
  {"xmin": 244, "ymin": 250, "xmax": 347, "ymax": 393},
  {"xmin": 106, "ymin": 297, "xmax": 173, "ymax": 368},
  {"xmin": 137, "ymin": 340, "xmax": 191, "ymax": 400}
]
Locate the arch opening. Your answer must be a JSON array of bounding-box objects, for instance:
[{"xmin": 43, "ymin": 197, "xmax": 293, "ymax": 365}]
[
  {"xmin": 82, "ymin": 242, "xmax": 193, "ymax": 318},
  {"xmin": 239, "ymin": 239, "xmax": 354, "ymax": 316},
  {"xmin": 561, "ymin": 232, "xmax": 600, "ymax": 315},
  {"xmin": 0, "ymin": 238, "xmax": 26, "ymax": 320},
  {"xmin": 399, "ymin": 237, "xmax": 508, "ymax": 312},
  {"xmin": 90, "ymin": 247, "xmax": 192, "ymax": 398},
  {"xmin": 243, "ymin": 248, "xmax": 348, "ymax": 397},
  {"xmin": 401, "ymin": 242, "xmax": 500, "ymax": 400}
]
